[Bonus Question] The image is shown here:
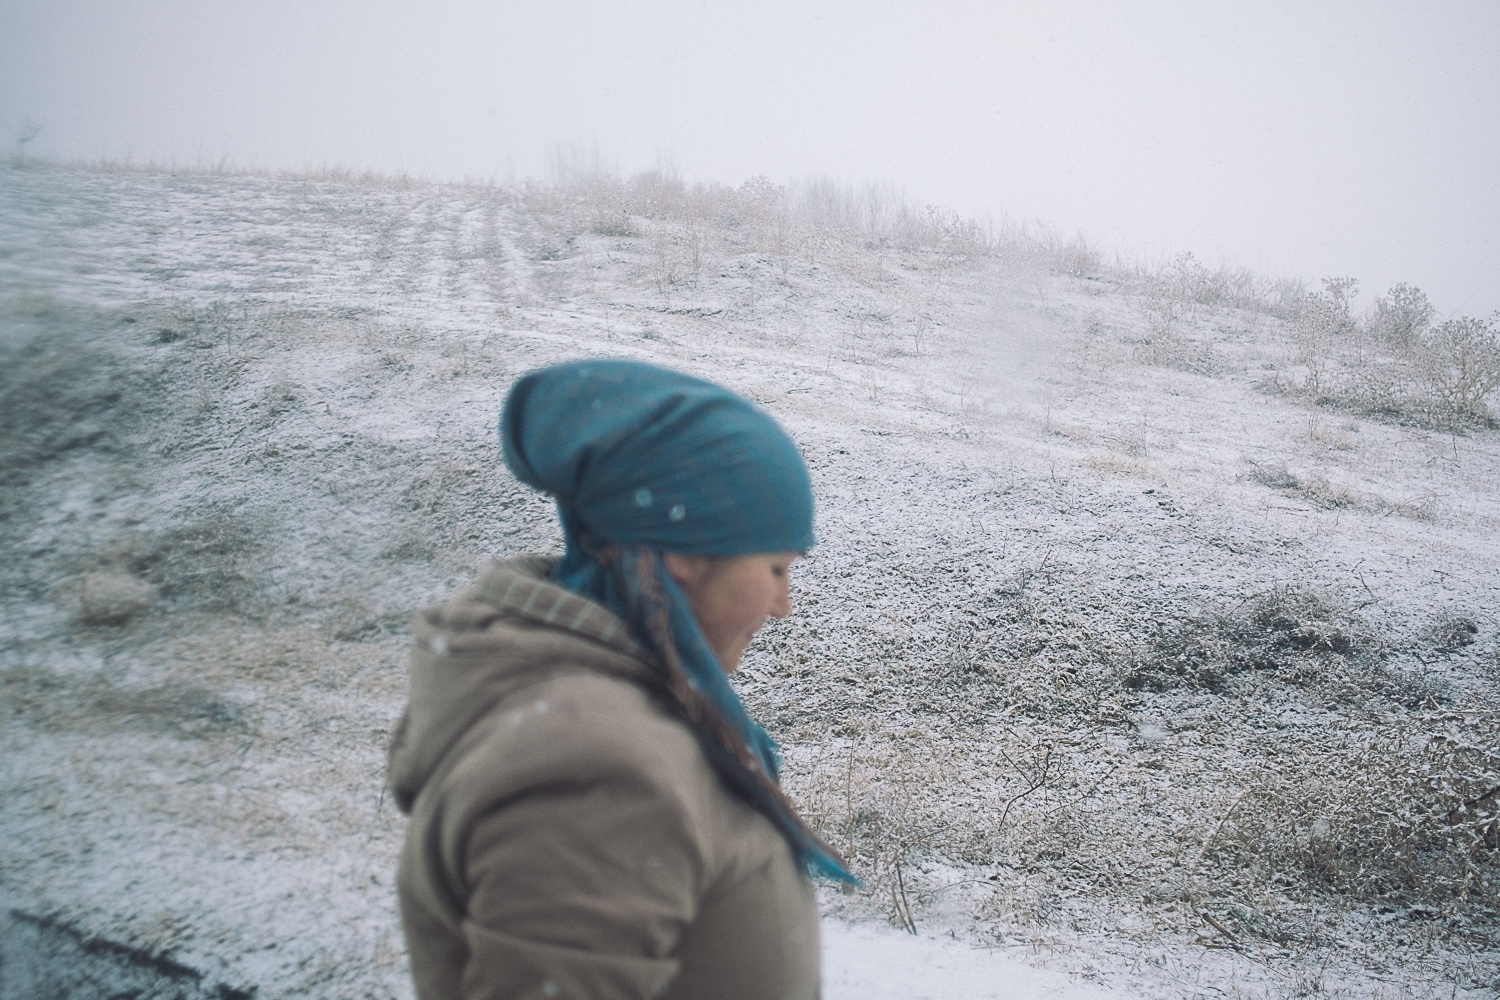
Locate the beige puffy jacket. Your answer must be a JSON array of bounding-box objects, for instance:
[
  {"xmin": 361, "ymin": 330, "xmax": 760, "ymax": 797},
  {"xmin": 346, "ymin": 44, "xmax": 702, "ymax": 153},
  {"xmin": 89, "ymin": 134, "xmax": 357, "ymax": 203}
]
[{"xmin": 387, "ymin": 557, "xmax": 820, "ymax": 1000}]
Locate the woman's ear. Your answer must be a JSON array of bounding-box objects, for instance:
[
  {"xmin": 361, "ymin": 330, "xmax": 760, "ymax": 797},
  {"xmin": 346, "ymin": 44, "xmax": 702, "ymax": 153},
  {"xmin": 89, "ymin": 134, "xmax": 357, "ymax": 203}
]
[{"xmin": 661, "ymin": 552, "xmax": 710, "ymax": 588}]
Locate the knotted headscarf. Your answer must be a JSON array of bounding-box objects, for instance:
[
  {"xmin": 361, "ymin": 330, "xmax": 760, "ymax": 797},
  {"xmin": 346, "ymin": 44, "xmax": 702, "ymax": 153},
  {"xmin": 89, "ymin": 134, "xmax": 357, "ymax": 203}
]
[{"xmin": 501, "ymin": 358, "xmax": 857, "ymax": 885}]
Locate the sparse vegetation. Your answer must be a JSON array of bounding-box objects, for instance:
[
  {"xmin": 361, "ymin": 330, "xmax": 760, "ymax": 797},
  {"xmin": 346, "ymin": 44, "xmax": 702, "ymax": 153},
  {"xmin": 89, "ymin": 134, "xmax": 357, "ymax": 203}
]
[
  {"xmin": 1308, "ymin": 281, "xmax": 1500, "ymax": 427},
  {"xmin": 1131, "ymin": 257, "xmax": 1500, "ymax": 430},
  {"xmin": 1328, "ymin": 287, "xmax": 1500, "ymax": 428}
]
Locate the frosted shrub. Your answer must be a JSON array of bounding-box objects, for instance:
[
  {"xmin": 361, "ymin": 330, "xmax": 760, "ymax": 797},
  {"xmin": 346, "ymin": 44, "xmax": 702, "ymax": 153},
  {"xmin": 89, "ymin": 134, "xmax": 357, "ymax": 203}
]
[
  {"xmin": 1292, "ymin": 277, "xmax": 1359, "ymax": 396},
  {"xmin": 1136, "ymin": 253, "xmax": 1215, "ymax": 366},
  {"xmin": 1138, "ymin": 277, "xmax": 1183, "ymax": 347},
  {"xmin": 1346, "ymin": 306, "xmax": 1500, "ymax": 427},
  {"xmin": 1162, "ymin": 251, "xmax": 1222, "ymax": 305},
  {"xmin": 1418, "ymin": 315, "xmax": 1500, "ymax": 423},
  {"xmin": 1282, "ymin": 279, "xmax": 1500, "ymax": 428},
  {"xmin": 1369, "ymin": 282, "xmax": 1434, "ymax": 347},
  {"xmin": 1048, "ymin": 232, "xmax": 1101, "ymax": 277},
  {"xmin": 1135, "ymin": 253, "xmax": 1307, "ymax": 369},
  {"xmin": 1145, "ymin": 251, "xmax": 1278, "ymax": 312}
]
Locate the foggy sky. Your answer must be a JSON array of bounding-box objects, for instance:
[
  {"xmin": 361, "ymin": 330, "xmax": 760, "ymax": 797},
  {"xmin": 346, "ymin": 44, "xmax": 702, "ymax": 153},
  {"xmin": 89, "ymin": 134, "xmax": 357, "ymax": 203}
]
[{"xmin": 3, "ymin": 1, "xmax": 1497, "ymax": 316}]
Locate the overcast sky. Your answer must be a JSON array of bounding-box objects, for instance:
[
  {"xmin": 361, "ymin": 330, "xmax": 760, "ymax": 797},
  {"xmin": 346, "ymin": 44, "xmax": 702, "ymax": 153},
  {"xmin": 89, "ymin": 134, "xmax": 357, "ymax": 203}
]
[{"xmin": 3, "ymin": 1, "xmax": 1497, "ymax": 315}]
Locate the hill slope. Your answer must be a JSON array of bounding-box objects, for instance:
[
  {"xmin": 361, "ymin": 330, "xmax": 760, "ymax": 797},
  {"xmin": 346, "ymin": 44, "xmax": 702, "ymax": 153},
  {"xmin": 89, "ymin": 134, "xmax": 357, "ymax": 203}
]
[{"xmin": 2, "ymin": 161, "xmax": 1497, "ymax": 998}]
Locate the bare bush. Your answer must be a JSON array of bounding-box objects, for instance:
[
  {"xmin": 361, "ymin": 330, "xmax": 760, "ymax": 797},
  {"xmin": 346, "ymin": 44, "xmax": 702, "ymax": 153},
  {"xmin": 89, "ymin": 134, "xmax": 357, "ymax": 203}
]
[
  {"xmin": 1135, "ymin": 252, "xmax": 1305, "ymax": 330},
  {"xmin": 1369, "ymin": 282, "xmax": 1434, "ymax": 348},
  {"xmin": 647, "ymin": 215, "xmax": 705, "ymax": 304},
  {"xmin": 1278, "ymin": 279, "xmax": 1500, "ymax": 428},
  {"xmin": 1292, "ymin": 276, "xmax": 1359, "ymax": 395},
  {"xmin": 1044, "ymin": 232, "xmax": 1101, "ymax": 277},
  {"xmin": 1419, "ymin": 316, "xmax": 1500, "ymax": 423},
  {"xmin": 1245, "ymin": 459, "xmax": 1302, "ymax": 490},
  {"xmin": 1138, "ymin": 271, "xmax": 1185, "ymax": 348},
  {"xmin": 786, "ymin": 724, "xmax": 1101, "ymax": 933},
  {"xmin": 1133, "ymin": 253, "xmax": 1263, "ymax": 370}
]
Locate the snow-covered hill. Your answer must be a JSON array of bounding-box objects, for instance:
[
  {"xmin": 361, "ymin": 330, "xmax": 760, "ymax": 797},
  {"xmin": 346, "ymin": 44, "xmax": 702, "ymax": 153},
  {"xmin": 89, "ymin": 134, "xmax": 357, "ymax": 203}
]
[{"xmin": 2, "ymin": 160, "xmax": 1496, "ymax": 998}]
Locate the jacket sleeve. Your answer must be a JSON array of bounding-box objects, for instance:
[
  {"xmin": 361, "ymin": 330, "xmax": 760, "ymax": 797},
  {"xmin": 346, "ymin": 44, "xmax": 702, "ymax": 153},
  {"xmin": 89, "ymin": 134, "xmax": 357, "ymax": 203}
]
[{"xmin": 454, "ymin": 719, "xmax": 711, "ymax": 1000}]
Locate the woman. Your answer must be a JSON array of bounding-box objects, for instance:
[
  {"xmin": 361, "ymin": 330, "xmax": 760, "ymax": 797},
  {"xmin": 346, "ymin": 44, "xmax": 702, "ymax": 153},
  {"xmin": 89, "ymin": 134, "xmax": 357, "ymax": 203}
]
[{"xmin": 387, "ymin": 359, "xmax": 857, "ymax": 1000}]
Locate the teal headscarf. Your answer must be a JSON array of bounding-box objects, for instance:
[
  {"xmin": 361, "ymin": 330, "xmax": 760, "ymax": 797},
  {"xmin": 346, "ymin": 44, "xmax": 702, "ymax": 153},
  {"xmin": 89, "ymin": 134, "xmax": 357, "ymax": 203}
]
[{"xmin": 501, "ymin": 359, "xmax": 857, "ymax": 886}]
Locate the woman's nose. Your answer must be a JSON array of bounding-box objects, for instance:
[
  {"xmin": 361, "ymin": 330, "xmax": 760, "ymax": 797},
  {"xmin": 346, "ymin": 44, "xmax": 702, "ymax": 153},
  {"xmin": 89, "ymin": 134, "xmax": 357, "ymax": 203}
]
[{"xmin": 771, "ymin": 580, "xmax": 792, "ymax": 619}]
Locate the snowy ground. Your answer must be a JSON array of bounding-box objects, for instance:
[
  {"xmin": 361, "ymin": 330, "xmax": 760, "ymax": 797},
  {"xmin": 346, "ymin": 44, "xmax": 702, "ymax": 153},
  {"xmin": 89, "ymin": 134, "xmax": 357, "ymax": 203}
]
[{"xmin": 1, "ymin": 160, "xmax": 1496, "ymax": 998}]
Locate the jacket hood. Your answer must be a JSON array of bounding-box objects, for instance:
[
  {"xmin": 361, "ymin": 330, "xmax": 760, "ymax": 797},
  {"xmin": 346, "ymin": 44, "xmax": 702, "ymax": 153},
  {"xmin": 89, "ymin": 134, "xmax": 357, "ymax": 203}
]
[{"xmin": 386, "ymin": 556, "xmax": 656, "ymax": 813}]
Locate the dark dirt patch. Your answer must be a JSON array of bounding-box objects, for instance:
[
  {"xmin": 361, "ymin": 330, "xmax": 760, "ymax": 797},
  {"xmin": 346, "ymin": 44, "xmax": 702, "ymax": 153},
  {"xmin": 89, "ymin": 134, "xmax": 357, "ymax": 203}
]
[
  {"xmin": 0, "ymin": 298, "xmax": 147, "ymax": 506},
  {"xmin": 0, "ymin": 909, "xmax": 256, "ymax": 1000},
  {"xmin": 1, "ymin": 665, "xmax": 252, "ymax": 740},
  {"xmin": 1124, "ymin": 585, "xmax": 1449, "ymax": 707}
]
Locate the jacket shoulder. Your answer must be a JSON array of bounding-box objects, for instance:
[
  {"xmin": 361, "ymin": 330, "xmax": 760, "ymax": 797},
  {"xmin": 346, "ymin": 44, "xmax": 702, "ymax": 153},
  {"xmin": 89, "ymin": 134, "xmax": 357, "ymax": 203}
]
[{"xmin": 443, "ymin": 669, "xmax": 710, "ymax": 824}]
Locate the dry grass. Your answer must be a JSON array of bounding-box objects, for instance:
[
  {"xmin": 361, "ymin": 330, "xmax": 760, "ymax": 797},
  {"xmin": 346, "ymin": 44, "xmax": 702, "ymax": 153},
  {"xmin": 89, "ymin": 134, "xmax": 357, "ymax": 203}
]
[
  {"xmin": 1244, "ymin": 460, "xmax": 1439, "ymax": 521},
  {"xmin": 766, "ymin": 573, "xmax": 1497, "ymax": 983}
]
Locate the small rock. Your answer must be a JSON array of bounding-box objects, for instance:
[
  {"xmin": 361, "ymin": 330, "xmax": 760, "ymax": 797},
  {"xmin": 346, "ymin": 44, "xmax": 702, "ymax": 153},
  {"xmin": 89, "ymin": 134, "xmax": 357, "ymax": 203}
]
[{"xmin": 75, "ymin": 571, "xmax": 156, "ymax": 625}]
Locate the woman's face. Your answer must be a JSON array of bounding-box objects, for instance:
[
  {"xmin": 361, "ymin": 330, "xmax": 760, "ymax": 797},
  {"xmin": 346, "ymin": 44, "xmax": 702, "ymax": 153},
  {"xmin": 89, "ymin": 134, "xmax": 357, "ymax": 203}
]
[{"xmin": 662, "ymin": 552, "xmax": 799, "ymax": 673}]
